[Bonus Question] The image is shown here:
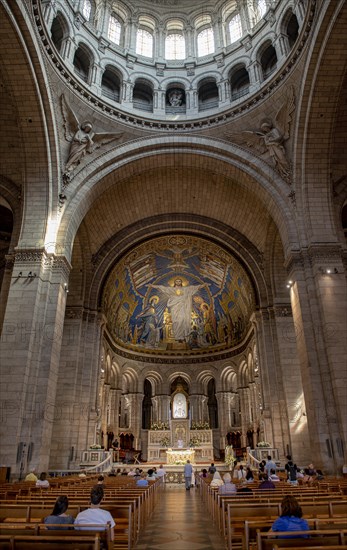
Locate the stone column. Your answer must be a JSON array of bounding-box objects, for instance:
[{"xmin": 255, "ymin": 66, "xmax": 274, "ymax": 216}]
[
  {"xmin": 251, "ymin": 309, "xmax": 291, "ymax": 458},
  {"xmin": 128, "ymin": 393, "xmax": 144, "ymax": 449},
  {"xmin": 0, "ymin": 249, "xmax": 71, "ymax": 474},
  {"xmin": 273, "ymin": 33, "xmax": 289, "ymax": 62},
  {"xmin": 49, "ymin": 310, "xmax": 105, "ymax": 469},
  {"xmin": 109, "ymin": 388, "xmax": 121, "ymax": 434},
  {"xmin": 293, "ymin": 0, "xmax": 306, "ymax": 25},
  {"xmin": 188, "ymin": 393, "xmax": 200, "ymax": 424},
  {"xmin": 286, "ymin": 247, "xmax": 346, "ymax": 473}
]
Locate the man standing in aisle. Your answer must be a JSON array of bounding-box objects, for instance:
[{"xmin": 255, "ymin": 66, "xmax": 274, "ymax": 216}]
[{"xmin": 184, "ymin": 460, "xmax": 193, "ymax": 491}]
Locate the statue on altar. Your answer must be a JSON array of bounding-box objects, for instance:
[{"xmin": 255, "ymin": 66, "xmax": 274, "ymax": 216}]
[{"xmin": 173, "ymin": 392, "xmax": 187, "ymax": 419}]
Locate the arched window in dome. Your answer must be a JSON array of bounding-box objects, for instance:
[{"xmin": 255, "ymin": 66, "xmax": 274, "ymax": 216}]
[
  {"xmin": 228, "ymin": 14, "xmax": 242, "ymax": 44},
  {"xmin": 255, "ymin": 0, "xmax": 267, "ymax": 21},
  {"xmin": 108, "ymin": 14, "xmax": 122, "ymax": 45},
  {"xmin": 51, "ymin": 12, "xmax": 68, "ymax": 54},
  {"xmin": 133, "ymin": 79, "xmax": 153, "ymax": 112},
  {"xmin": 259, "ymin": 41, "xmax": 277, "ymax": 80},
  {"xmin": 73, "ymin": 44, "xmax": 93, "ymax": 82},
  {"xmin": 101, "ymin": 67, "xmax": 121, "ymax": 102},
  {"xmin": 82, "ymin": 0, "xmax": 92, "ymax": 21},
  {"xmin": 165, "ymin": 33, "xmax": 186, "ymax": 60},
  {"xmin": 198, "ymin": 78, "xmax": 219, "ymax": 112},
  {"xmin": 197, "ymin": 27, "xmax": 215, "ymax": 57},
  {"xmin": 229, "ymin": 64, "xmax": 250, "ymax": 101},
  {"xmin": 284, "ymin": 10, "xmax": 299, "ymax": 49},
  {"xmin": 136, "ymin": 28, "xmax": 154, "ymax": 58}
]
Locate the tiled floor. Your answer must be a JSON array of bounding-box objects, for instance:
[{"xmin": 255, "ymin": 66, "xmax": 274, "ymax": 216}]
[{"xmin": 134, "ymin": 484, "xmax": 225, "ymax": 549}]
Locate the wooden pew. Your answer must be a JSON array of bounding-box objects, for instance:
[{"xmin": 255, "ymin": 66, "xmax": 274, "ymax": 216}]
[
  {"xmin": 273, "ymin": 546, "xmax": 347, "ymax": 550},
  {"xmin": 0, "ymin": 533, "xmax": 100, "ymax": 549},
  {"xmin": 256, "ymin": 529, "xmax": 347, "ymax": 550}
]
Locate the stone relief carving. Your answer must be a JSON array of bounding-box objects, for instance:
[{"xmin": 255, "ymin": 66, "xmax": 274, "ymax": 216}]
[
  {"xmin": 61, "ymin": 94, "xmax": 123, "ymax": 182},
  {"xmin": 225, "ymin": 86, "xmax": 295, "ymax": 182}
]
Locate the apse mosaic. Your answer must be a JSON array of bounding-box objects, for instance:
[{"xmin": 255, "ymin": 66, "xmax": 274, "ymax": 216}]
[{"xmin": 102, "ymin": 235, "xmax": 256, "ymax": 354}]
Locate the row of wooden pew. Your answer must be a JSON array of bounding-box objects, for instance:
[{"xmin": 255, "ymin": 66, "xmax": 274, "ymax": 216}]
[
  {"xmin": 196, "ymin": 476, "xmax": 347, "ymax": 550},
  {"xmin": 0, "ymin": 474, "xmax": 164, "ymax": 549}
]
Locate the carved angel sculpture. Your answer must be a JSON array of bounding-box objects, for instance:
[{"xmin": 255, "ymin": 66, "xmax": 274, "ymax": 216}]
[
  {"xmin": 225, "ymin": 86, "xmax": 295, "ymax": 180},
  {"xmin": 61, "ymin": 94, "xmax": 123, "ymax": 175}
]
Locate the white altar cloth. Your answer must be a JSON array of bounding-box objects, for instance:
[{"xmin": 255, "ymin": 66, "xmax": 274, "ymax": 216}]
[{"xmin": 166, "ymin": 448, "xmax": 195, "ymax": 464}]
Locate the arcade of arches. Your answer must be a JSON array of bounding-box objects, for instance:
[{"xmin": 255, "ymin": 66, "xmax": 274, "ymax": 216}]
[{"xmin": 0, "ymin": 0, "xmax": 346, "ymax": 478}]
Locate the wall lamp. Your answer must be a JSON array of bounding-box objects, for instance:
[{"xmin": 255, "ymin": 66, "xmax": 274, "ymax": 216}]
[
  {"xmin": 319, "ymin": 267, "xmax": 339, "ymax": 274},
  {"xmin": 286, "ymin": 280, "xmax": 294, "ymax": 289},
  {"xmin": 17, "ymin": 272, "xmax": 22, "ymax": 278},
  {"xmin": 27, "ymin": 272, "xmax": 36, "ymax": 278},
  {"xmin": 64, "ymin": 283, "xmax": 69, "ymax": 293}
]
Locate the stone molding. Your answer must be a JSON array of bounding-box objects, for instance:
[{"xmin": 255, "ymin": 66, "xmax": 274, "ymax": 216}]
[
  {"xmin": 285, "ymin": 244, "xmax": 344, "ymax": 273},
  {"xmin": 103, "ymin": 326, "xmax": 255, "ymax": 365},
  {"xmin": 13, "ymin": 248, "xmax": 71, "ymax": 278},
  {"xmin": 31, "ymin": 0, "xmax": 317, "ymax": 132}
]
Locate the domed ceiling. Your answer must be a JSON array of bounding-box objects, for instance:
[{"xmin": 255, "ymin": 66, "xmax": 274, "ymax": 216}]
[{"xmin": 102, "ymin": 235, "xmax": 256, "ymax": 357}]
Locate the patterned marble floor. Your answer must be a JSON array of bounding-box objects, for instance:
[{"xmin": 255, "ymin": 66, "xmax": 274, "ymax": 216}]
[{"xmin": 134, "ymin": 484, "xmax": 225, "ymax": 549}]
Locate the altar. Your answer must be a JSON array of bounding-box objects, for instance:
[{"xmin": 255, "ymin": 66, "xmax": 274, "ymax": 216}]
[{"xmin": 166, "ymin": 448, "xmax": 195, "ymax": 464}]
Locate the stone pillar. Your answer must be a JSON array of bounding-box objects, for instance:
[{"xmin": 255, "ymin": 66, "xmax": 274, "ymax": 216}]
[
  {"xmin": 101, "ymin": 383, "xmax": 110, "ymax": 448},
  {"xmin": 109, "ymin": 388, "xmax": 121, "ymax": 435},
  {"xmin": 126, "ymin": 17, "xmax": 136, "ymax": 53},
  {"xmin": 286, "ymin": 247, "xmax": 346, "ymax": 473},
  {"xmin": 212, "ymin": 16, "xmax": 222, "ymax": 50},
  {"xmin": 248, "ymin": 60, "xmax": 262, "ymax": 87},
  {"xmin": 216, "ymin": 391, "xmax": 236, "ymax": 444},
  {"xmin": 128, "ymin": 393, "xmax": 143, "ymax": 449},
  {"xmin": 0, "ymin": 249, "xmax": 71, "ymax": 474},
  {"xmin": 294, "ymin": 0, "xmax": 306, "ymax": 25},
  {"xmin": 274, "ymin": 33, "xmax": 289, "ymax": 62},
  {"xmin": 251, "ymin": 309, "xmax": 291, "ymax": 458},
  {"xmin": 49, "ymin": 310, "xmax": 104, "ymax": 469}
]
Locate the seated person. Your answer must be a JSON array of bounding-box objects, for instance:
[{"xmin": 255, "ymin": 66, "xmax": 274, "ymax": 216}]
[
  {"xmin": 271, "ymin": 495, "xmax": 309, "ymax": 538},
  {"xmin": 156, "ymin": 465, "xmax": 166, "ymax": 479},
  {"xmin": 245, "ymin": 466, "xmax": 254, "ymax": 482},
  {"xmin": 219, "ymin": 473, "xmax": 237, "ymax": 494},
  {"xmin": 235, "ymin": 465, "xmax": 247, "ymax": 480},
  {"xmin": 25, "ymin": 469, "xmax": 37, "ymax": 482},
  {"xmin": 303, "ymin": 463, "xmax": 317, "ymax": 484},
  {"xmin": 258, "ymin": 473, "xmax": 276, "ymax": 489},
  {"xmin": 208, "ymin": 463, "xmax": 216, "ymax": 475},
  {"xmin": 199, "ymin": 468, "xmax": 208, "ymax": 478},
  {"xmin": 74, "ymin": 486, "xmax": 115, "ymax": 542},
  {"xmin": 210, "ymin": 471, "xmax": 224, "ymax": 487},
  {"xmin": 97, "ymin": 475, "xmax": 105, "ymax": 487},
  {"xmin": 269, "ymin": 468, "xmax": 280, "ymax": 482},
  {"xmin": 36, "ymin": 472, "xmax": 50, "ymax": 488},
  {"xmin": 44, "ymin": 495, "xmax": 74, "ymax": 529},
  {"xmin": 136, "ymin": 472, "xmax": 149, "ymax": 487},
  {"xmin": 146, "ymin": 468, "xmax": 156, "ymax": 480}
]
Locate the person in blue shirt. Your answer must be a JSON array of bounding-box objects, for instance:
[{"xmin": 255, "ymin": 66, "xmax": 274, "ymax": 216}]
[{"xmin": 271, "ymin": 495, "xmax": 309, "ymax": 538}]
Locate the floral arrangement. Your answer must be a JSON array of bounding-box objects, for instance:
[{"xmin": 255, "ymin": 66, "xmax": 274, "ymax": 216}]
[
  {"xmin": 90, "ymin": 444, "xmax": 101, "ymax": 449},
  {"xmin": 150, "ymin": 421, "xmax": 169, "ymax": 430},
  {"xmin": 160, "ymin": 436, "xmax": 170, "ymax": 447},
  {"xmin": 189, "ymin": 436, "xmax": 201, "ymax": 447},
  {"xmin": 191, "ymin": 421, "xmax": 210, "ymax": 430},
  {"xmin": 224, "ymin": 444, "xmax": 234, "ymax": 467},
  {"xmin": 257, "ymin": 441, "xmax": 271, "ymax": 448}
]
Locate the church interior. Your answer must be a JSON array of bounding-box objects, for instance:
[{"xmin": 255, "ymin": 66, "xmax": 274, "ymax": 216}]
[{"xmin": 0, "ymin": 0, "xmax": 346, "ymax": 489}]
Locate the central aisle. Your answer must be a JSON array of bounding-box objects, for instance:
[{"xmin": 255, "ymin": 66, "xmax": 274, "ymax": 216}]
[{"xmin": 134, "ymin": 483, "xmax": 225, "ymax": 549}]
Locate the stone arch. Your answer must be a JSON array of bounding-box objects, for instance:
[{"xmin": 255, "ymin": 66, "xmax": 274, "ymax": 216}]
[
  {"xmin": 295, "ymin": 1, "xmax": 347, "ymax": 243},
  {"xmin": 0, "ymin": 2, "xmax": 59, "ymax": 246},
  {"xmin": 57, "ymin": 136, "xmax": 299, "ymax": 262}
]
